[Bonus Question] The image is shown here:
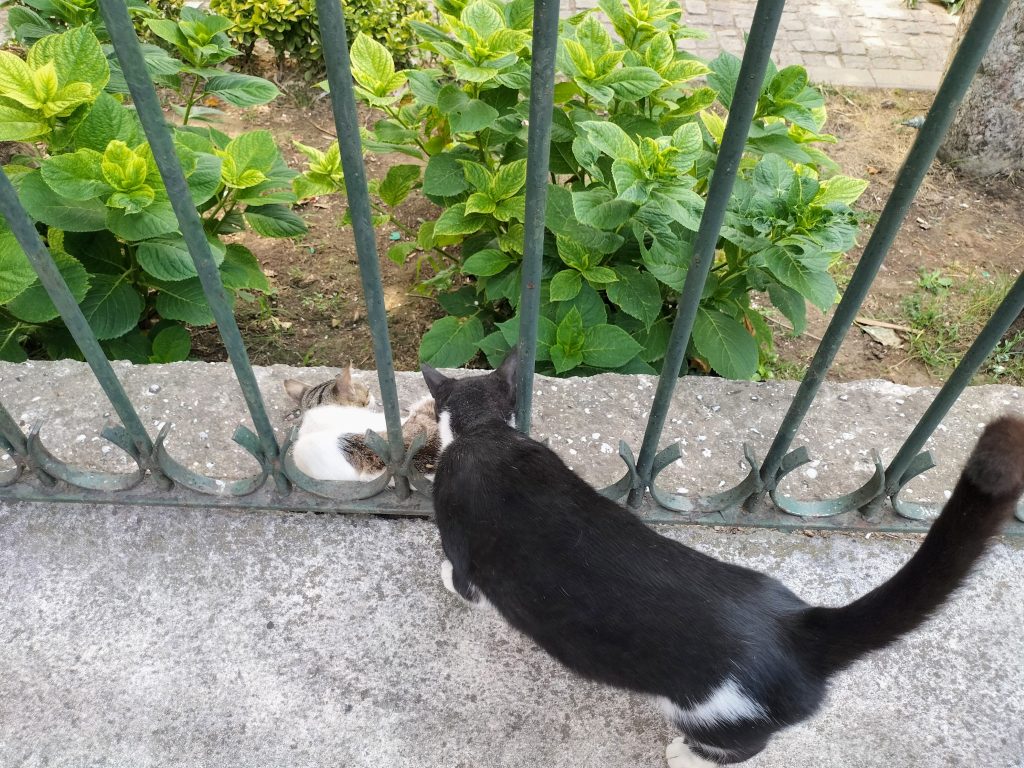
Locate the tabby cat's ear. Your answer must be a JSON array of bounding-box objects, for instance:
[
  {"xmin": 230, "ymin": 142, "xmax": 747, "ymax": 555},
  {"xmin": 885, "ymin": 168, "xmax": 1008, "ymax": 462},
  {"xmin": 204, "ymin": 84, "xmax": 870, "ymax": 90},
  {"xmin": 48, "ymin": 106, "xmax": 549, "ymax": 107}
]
[
  {"xmin": 283, "ymin": 379, "xmax": 308, "ymax": 403},
  {"xmin": 421, "ymin": 363, "xmax": 448, "ymax": 399},
  {"xmin": 335, "ymin": 363, "xmax": 354, "ymax": 398}
]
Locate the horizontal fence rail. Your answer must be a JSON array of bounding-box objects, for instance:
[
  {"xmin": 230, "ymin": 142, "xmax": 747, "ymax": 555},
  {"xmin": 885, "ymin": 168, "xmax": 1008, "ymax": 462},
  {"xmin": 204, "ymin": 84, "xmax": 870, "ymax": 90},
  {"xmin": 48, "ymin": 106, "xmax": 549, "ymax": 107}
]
[{"xmin": 0, "ymin": 0, "xmax": 1020, "ymax": 534}]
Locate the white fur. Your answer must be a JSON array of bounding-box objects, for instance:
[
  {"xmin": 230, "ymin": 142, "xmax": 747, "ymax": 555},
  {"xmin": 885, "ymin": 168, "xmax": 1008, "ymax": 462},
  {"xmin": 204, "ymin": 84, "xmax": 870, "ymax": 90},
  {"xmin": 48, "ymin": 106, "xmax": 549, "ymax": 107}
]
[
  {"xmin": 657, "ymin": 678, "xmax": 768, "ymax": 730},
  {"xmin": 291, "ymin": 405, "xmax": 387, "ymax": 481},
  {"xmin": 665, "ymin": 737, "xmax": 719, "ymax": 768},
  {"xmin": 437, "ymin": 410, "xmax": 454, "ymax": 450},
  {"xmin": 440, "ymin": 559, "xmax": 492, "ymax": 610}
]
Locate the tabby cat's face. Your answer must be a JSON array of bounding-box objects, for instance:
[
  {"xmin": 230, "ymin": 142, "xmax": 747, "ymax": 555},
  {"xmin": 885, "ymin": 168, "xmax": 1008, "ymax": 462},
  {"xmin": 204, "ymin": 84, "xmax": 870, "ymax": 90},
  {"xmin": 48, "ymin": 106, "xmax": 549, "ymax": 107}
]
[{"xmin": 284, "ymin": 365, "xmax": 373, "ymax": 413}]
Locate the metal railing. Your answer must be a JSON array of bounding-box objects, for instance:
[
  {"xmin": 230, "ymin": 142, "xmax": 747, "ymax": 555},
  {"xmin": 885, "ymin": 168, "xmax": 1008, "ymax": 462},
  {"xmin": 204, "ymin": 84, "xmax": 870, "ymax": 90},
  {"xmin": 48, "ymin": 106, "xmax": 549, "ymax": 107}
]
[{"xmin": 0, "ymin": 0, "xmax": 1021, "ymax": 533}]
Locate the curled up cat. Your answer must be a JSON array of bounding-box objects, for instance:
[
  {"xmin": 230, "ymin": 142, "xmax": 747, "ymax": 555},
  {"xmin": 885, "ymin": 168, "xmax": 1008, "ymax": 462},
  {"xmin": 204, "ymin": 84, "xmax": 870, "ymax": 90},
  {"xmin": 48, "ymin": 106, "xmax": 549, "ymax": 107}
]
[
  {"xmin": 284, "ymin": 364, "xmax": 440, "ymax": 482},
  {"xmin": 421, "ymin": 351, "xmax": 1024, "ymax": 767}
]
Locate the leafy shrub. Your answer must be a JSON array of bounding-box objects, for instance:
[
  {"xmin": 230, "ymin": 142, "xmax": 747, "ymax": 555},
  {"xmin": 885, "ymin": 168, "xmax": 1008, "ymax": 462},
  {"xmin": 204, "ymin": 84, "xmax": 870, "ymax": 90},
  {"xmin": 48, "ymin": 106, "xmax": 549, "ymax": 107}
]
[
  {"xmin": 295, "ymin": 0, "xmax": 867, "ymax": 380},
  {"xmin": 4, "ymin": 0, "xmax": 179, "ymax": 44},
  {"xmin": 209, "ymin": 0, "xmax": 430, "ymax": 75},
  {"xmin": 0, "ymin": 26, "xmax": 304, "ymax": 363}
]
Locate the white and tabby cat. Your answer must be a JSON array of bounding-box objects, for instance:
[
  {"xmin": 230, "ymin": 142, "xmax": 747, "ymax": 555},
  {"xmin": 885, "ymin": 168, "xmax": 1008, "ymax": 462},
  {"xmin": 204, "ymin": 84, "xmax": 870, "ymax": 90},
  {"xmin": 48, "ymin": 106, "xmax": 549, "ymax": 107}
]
[
  {"xmin": 422, "ymin": 351, "xmax": 1024, "ymax": 767},
  {"xmin": 285, "ymin": 367, "xmax": 440, "ymax": 482}
]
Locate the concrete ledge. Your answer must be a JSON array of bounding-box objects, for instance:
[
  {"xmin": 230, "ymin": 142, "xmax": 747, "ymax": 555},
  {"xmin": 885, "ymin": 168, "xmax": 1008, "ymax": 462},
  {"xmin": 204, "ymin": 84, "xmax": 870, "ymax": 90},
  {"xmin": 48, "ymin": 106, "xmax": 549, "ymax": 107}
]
[{"xmin": 1, "ymin": 361, "xmax": 1022, "ymax": 511}]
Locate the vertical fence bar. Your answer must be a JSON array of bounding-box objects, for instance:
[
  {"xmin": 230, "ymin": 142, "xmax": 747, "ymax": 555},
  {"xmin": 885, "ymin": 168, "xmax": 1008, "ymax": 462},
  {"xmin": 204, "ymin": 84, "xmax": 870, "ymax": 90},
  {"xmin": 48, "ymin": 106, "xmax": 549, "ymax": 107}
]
[
  {"xmin": 0, "ymin": 172, "xmax": 157, "ymax": 464},
  {"xmin": 626, "ymin": 0, "xmax": 786, "ymax": 507},
  {"xmin": 757, "ymin": 0, "xmax": 1012, "ymax": 491},
  {"xmin": 99, "ymin": 0, "xmax": 289, "ymax": 492},
  {"xmin": 514, "ymin": 0, "xmax": 561, "ymax": 435},
  {"xmin": 884, "ymin": 270, "xmax": 1024, "ymax": 494},
  {"xmin": 315, "ymin": 0, "xmax": 410, "ymax": 497}
]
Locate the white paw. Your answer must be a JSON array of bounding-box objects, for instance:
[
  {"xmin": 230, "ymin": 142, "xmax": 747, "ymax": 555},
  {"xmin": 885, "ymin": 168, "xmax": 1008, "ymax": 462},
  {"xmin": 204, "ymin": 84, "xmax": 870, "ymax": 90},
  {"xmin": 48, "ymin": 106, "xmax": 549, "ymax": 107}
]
[
  {"xmin": 440, "ymin": 559, "xmax": 458, "ymax": 595},
  {"xmin": 666, "ymin": 737, "xmax": 718, "ymax": 768}
]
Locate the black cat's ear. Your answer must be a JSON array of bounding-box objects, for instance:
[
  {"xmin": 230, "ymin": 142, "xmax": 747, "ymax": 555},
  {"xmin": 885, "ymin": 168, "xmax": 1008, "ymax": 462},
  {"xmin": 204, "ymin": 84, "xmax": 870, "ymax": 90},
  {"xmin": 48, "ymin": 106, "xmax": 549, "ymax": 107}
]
[
  {"xmin": 496, "ymin": 349, "xmax": 518, "ymax": 398},
  {"xmin": 421, "ymin": 363, "xmax": 448, "ymax": 399}
]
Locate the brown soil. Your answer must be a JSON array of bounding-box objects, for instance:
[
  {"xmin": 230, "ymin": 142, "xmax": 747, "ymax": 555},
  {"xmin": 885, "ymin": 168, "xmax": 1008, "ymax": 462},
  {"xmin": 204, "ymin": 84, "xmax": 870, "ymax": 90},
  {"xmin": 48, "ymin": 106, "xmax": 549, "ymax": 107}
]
[
  {"xmin": 773, "ymin": 88, "xmax": 1024, "ymax": 385},
  {"xmin": 194, "ymin": 87, "xmax": 1024, "ymax": 382}
]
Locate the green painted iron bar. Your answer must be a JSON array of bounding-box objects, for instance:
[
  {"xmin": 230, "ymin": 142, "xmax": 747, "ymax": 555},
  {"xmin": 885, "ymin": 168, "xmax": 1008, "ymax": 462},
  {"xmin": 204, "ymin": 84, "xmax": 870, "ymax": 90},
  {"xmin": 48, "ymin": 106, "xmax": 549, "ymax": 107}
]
[
  {"xmin": 885, "ymin": 269, "xmax": 1024, "ymax": 494},
  {"xmin": 315, "ymin": 0, "xmax": 410, "ymax": 497},
  {"xmin": 99, "ymin": 0, "xmax": 288, "ymax": 492},
  {"xmin": 0, "ymin": 399, "xmax": 28, "ymax": 457},
  {"xmin": 0, "ymin": 171, "xmax": 156, "ymax": 461},
  {"xmin": 757, "ymin": 0, "xmax": 1011, "ymax": 490},
  {"xmin": 626, "ymin": 0, "xmax": 786, "ymax": 507},
  {"xmin": 514, "ymin": 0, "xmax": 561, "ymax": 435}
]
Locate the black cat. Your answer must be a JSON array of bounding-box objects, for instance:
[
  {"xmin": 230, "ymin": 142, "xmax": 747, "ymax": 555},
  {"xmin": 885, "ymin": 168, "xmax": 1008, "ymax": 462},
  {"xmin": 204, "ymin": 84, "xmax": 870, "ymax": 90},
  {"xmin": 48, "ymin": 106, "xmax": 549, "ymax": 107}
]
[{"xmin": 421, "ymin": 352, "xmax": 1024, "ymax": 767}]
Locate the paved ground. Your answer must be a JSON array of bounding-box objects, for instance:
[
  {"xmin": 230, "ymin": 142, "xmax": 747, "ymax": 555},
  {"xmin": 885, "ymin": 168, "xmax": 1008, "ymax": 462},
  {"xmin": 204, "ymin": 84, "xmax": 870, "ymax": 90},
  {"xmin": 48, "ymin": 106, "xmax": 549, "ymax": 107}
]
[
  {"xmin": 2, "ymin": 504, "xmax": 1022, "ymax": 768},
  {"xmin": 1, "ymin": 0, "xmax": 960, "ymax": 90},
  {"xmin": 568, "ymin": 0, "xmax": 960, "ymax": 90}
]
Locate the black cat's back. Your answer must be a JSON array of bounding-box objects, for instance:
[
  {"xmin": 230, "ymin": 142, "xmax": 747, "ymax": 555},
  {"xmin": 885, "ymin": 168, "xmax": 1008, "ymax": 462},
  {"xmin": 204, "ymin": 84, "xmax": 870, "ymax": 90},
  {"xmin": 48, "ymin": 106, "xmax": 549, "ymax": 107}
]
[{"xmin": 434, "ymin": 420, "xmax": 817, "ymax": 710}]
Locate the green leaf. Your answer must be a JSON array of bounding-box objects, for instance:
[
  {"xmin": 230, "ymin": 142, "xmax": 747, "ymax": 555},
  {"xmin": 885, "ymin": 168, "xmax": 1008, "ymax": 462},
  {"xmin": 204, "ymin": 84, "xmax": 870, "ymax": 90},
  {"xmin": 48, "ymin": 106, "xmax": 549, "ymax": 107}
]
[
  {"xmin": 462, "ymin": 248, "xmax": 512, "ymax": 276},
  {"xmin": 104, "ymin": 328, "xmax": 151, "ymax": 364},
  {"xmin": 387, "ymin": 241, "xmax": 417, "ymax": 265},
  {"xmin": 244, "ymin": 204, "xmax": 307, "ymax": 238},
  {"xmin": 40, "ymin": 149, "xmax": 107, "ymax": 201},
  {"xmin": 555, "ymin": 281, "xmax": 606, "ymax": 326},
  {"xmin": 0, "ymin": 50, "xmax": 36, "ymax": 100},
  {"xmin": 490, "ymin": 159, "xmax": 528, "ymax": 200},
  {"xmin": 0, "ymin": 100, "xmax": 49, "ymax": 141},
  {"xmin": 768, "ymin": 281, "xmax": 807, "ymax": 335},
  {"xmin": 580, "ymin": 121, "xmax": 638, "ymax": 163},
  {"xmin": 550, "ymin": 344, "xmax": 583, "ymax": 374},
  {"xmin": 205, "ymin": 73, "xmax": 279, "ymax": 107},
  {"xmin": 423, "ymin": 153, "xmax": 469, "ymax": 197},
  {"xmin": 106, "ymin": 202, "xmax": 179, "ymax": 242},
  {"xmin": 692, "ymin": 307, "xmax": 758, "ymax": 379},
  {"xmin": 814, "ymin": 175, "xmax": 869, "ymax": 207},
  {"xmin": 19, "ymin": 171, "xmax": 106, "ymax": 232},
  {"xmin": 437, "ymin": 286, "xmax": 479, "ymax": 317},
  {"xmin": 581, "ymin": 265, "xmax": 618, "ymax": 284},
  {"xmin": 186, "ymin": 153, "xmax": 223, "ymax": 205},
  {"xmin": 80, "ymin": 273, "xmax": 143, "ymax": 340},
  {"xmin": 764, "ymin": 245, "xmax": 837, "ymax": 312},
  {"xmin": 27, "ymin": 26, "xmax": 109, "ymax": 94},
  {"xmin": 478, "ymin": 330, "xmax": 512, "ymax": 368},
  {"xmin": 137, "ymin": 235, "xmax": 226, "ymax": 282},
  {"xmin": 606, "ymin": 267, "xmax": 661, "ymax": 328},
  {"xmin": 420, "ymin": 315, "xmax": 484, "ymax": 367},
  {"xmin": 556, "ymin": 235, "xmax": 594, "ymax": 271},
  {"xmin": 752, "ymin": 154, "xmax": 796, "ymax": 198},
  {"xmin": 220, "ymin": 130, "xmax": 278, "ymax": 189},
  {"xmin": 219, "ymin": 244, "xmax": 270, "ymax": 292},
  {"xmin": 572, "ymin": 188, "xmax": 633, "ymax": 231},
  {"xmin": 640, "ymin": 317, "xmax": 671, "ymax": 363},
  {"xmin": 0, "ymin": 231, "xmax": 38, "ymax": 304},
  {"xmin": 462, "ymin": 1, "xmax": 505, "ymax": 38},
  {"xmin": 0, "ymin": 319, "xmax": 28, "ymax": 362},
  {"xmin": 582, "ymin": 323, "xmax": 643, "ymax": 368},
  {"xmin": 6, "ymin": 251, "xmax": 90, "ymax": 322},
  {"xmin": 350, "ymin": 33, "xmax": 397, "ymax": 93},
  {"xmin": 707, "ymin": 51, "xmax": 741, "ymax": 109},
  {"xmin": 465, "ymin": 191, "xmax": 497, "ymax": 215},
  {"xmin": 150, "ymin": 323, "xmax": 192, "ymax": 362},
  {"xmin": 549, "ymin": 269, "xmax": 582, "ymax": 301},
  {"xmin": 556, "ymin": 306, "xmax": 585, "ymax": 352},
  {"xmin": 603, "ymin": 66, "xmax": 663, "ymax": 101},
  {"xmin": 493, "ymin": 195, "xmax": 525, "ymax": 222},
  {"xmin": 378, "ymin": 164, "xmax": 421, "ymax": 207},
  {"xmin": 441, "ymin": 94, "xmax": 499, "ymax": 134},
  {"xmin": 153, "ymin": 276, "xmax": 225, "ymax": 325},
  {"xmin": 75, "ymin": 92, "xmax": 140, "ymax": 152},
  {"xmin": 434, "ymin": 203, "xmax": 485, "ymax": 237}
]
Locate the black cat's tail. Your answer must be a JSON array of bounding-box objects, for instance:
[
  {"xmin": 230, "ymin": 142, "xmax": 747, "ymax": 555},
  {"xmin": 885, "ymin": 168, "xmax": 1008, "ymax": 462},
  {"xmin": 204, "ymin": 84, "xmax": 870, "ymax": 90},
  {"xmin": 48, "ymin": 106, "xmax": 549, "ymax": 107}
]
[{"xmin": 803, "ymin": 415, "xmax": 1024, "ymax": 674}]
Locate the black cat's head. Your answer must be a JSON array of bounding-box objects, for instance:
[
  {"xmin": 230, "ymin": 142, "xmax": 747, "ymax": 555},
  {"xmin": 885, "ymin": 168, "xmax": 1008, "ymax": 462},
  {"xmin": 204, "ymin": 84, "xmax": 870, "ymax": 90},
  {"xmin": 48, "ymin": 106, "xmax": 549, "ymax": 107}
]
[{"xmin": 421, "ymin": 351, "xmax": 518, "ymax": 448}]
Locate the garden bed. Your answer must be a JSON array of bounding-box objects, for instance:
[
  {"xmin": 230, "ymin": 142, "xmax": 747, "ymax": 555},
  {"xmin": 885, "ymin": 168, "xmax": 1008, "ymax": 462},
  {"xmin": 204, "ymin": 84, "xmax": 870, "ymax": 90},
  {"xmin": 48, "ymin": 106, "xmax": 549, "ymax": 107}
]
[{"xmin": 196, "ymin": 86, "xmax": 1024, "ymax": 385}]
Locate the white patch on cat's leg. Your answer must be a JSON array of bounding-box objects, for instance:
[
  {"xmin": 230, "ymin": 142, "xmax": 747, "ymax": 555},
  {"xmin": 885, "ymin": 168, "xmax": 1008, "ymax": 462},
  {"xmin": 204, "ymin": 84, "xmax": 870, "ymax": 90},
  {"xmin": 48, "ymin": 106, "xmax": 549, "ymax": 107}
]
[
  {"xmin": 659, "ymin": 678, "xmax": 768, "ymax": 730},
  {"xmin": 665, "ymin": 738, "xmax": 719, "ymax": 768},
  {"xmin": 437, "ymin": 411, "xmax": 455, "ymax": 449},
  {"xmin": 441, "ymin": 559, "xmax": 458, "ymax": 595}
]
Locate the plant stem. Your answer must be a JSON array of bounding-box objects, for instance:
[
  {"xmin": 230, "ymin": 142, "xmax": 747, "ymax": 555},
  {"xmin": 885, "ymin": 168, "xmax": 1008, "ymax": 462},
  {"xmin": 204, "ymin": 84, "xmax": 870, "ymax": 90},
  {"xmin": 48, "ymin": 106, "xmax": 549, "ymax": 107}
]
[{"xmin": 181, "ymin": 75, "xmax": 204, "ymax": 126}]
